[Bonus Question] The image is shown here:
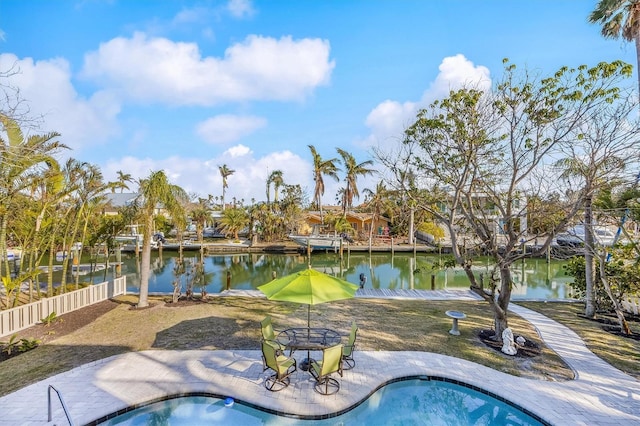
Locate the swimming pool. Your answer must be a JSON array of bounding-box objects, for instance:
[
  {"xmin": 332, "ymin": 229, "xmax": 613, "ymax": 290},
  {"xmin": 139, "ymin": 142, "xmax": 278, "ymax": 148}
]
[{"xmin": 95, "ymin": 377, "xmax": 547, "ymax": 425}]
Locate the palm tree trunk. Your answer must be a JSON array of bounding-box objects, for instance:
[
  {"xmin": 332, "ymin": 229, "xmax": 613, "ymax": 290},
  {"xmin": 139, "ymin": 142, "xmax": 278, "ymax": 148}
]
[
  {"xmin": 584, "ymin": 196, "xmax": 596, "ymax": 318},
  {"xmin": 137, "ymin": 215, "xmax": 154, "ymax": 308}
]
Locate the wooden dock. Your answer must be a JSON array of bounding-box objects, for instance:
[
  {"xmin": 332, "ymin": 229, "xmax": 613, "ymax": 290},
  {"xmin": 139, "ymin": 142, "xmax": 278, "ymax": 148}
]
[{"xmin": 217, "ymin": 288, "xmax": 482, "ymax": 300}]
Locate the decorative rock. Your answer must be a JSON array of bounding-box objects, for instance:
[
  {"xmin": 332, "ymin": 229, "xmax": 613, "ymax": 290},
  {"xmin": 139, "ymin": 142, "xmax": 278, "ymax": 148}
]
[{"xmin": 501, "ymin": 327, "xmax": 517, "ymax": 355}]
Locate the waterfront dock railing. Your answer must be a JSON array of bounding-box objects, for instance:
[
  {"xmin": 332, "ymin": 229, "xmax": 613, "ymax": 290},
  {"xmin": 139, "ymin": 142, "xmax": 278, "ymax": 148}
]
[{"xmin": 0, "ymin": 276, "xmax": 126, "ymax": 338}]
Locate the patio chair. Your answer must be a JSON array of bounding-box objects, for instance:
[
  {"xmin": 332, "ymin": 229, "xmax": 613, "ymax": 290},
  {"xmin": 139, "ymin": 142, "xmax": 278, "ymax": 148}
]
[
  {"xmin": 261, "ymin": 340, "xmax": 297, "ymax": 392},
  {"xmin": 342, "ymin": 321, "xmax": 358, "ymax": 370},
  {"xmin": 260, "ymin": 316, "xmax": 286, "ymax": 370},
  {"xmin": 309, "ymin": 344, "xmax": 343, "ymax": 395}
]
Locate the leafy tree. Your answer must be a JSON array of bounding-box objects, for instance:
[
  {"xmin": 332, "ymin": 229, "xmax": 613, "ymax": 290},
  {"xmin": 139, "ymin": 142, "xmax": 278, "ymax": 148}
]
[
  {"xmin": 566, "ymin": 248, "xmax": 640, "ymax": 334},
  {"xmin": 380, "ymin": 60, "xmax": 632, "ymax": 340},
  {"xmin": 555, "ymin": 92, "xmax": 640, "ymax": 317},
  {"xmin": 135, "ymin": 170, "xmax": 188, "ymax": 308},
  {"xmin": 526, "ymin": 193, "xmax": 566, "ymax": 236},
  {"xmin": 309, "ymin": 145, "xmax": 339, "ymax": 222}
]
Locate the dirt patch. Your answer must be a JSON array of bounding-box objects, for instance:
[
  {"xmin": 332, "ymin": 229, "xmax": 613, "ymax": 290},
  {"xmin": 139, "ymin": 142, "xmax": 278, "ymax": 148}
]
[
  {"xmin": 478, "ymin": 329, "xmax": 542, "ymax": 357},
  {"xmin": 0, "ymin": 299, "xmax": 120, "ymax": 362}
]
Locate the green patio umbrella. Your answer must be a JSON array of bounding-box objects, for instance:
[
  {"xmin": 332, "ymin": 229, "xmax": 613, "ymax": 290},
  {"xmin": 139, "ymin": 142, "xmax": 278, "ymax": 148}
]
[{"xmin": 258, "ymin": 268, "xmax": 359, "ymax": 328}]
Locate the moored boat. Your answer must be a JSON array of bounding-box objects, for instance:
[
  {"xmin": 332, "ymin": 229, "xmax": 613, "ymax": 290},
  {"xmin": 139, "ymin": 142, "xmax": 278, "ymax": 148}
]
[{"xmin": 289, "ymin": 234, "xmax": 343, "ymax": 251}]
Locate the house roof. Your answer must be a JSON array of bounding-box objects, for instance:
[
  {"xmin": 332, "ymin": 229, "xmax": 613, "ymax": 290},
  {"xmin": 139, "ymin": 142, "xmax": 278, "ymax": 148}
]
[{"xmin": 103, "ymin": 193, "xmax": 139, "ymax": 208}]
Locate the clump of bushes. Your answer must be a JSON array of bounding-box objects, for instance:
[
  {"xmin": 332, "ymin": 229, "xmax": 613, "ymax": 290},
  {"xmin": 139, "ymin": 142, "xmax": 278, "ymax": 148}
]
[{"xmin": 0, "ymin": 334, "xmax": 41, "ymax": 358}]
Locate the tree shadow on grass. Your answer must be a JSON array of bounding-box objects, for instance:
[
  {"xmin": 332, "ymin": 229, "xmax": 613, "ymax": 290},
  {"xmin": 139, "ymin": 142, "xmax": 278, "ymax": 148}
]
[{"xmin": 152, "ymin": 316, "xmax": 258, "ymax": 350}]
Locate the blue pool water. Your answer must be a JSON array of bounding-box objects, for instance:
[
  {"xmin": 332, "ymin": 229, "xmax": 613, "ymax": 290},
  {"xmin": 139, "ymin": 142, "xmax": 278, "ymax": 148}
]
[{"xmin": 98, "ymin": 378, "xmax": 545, "ymax": 425}]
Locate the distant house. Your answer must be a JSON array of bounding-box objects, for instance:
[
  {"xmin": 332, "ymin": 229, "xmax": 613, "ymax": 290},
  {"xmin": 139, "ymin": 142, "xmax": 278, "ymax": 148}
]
[
  {"xmin": 101, "ymin": 193, "xmax": 139, "ymax": 215},
  {"xmin": 298, "ymin": 206, "xmax": 391, "ymax": 240},
  {"xmin": 101, "ymin": 193, "xmax": 167, "ymax": 218}
]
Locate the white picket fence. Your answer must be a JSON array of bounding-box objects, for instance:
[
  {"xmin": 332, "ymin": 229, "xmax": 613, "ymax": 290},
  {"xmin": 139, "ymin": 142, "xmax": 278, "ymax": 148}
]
[{"xmin": 0, "ymin": 276, "xmax": 127, "ymax": 338}]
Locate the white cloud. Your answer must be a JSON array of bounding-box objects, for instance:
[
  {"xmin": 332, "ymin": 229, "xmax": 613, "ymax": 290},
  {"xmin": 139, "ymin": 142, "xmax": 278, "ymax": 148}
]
[
  {"xmin": 0, "ymin": 53, "xmax": 120, "ymax": 153},
  {"xmin": 224, "ymin": 144, "xmax": 252, "ymax": 158},
  {"xmin": 172, "ymin": 6, "xmax": 212, "ymax": 25},
  {"xmin": 361, "ymin": 54, "xmax": 491, "ymax": 149},
  {"xmin": 196, "ymin": 114, "xmax": 266, "ymax": 144},
  {"xmin": 104, "ymin": 148, "xmax": 312, "ymax": 203},
  {"xmin": 80, "ymin": 32, "xmax": 334, "ymax": 106},
  {"xmin": 227, "ymin": 0, "xmax": 255, "ymax": 19}
]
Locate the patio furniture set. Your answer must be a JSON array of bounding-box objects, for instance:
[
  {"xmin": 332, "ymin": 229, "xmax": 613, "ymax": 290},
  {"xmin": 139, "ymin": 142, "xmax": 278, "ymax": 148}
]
[{"xmin": 260, "ymin": 316, "xmax": 358, "ymax": 395}]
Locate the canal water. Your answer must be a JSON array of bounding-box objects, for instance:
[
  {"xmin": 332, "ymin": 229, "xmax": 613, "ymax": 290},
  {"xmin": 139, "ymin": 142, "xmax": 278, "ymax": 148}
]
[{"xmin": 82, "ymin": 251, "xmax": 575, "ymax": 300}]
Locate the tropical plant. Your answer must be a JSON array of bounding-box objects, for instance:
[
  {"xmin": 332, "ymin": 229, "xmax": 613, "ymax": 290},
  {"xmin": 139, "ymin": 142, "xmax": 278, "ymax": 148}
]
[
  {"xmin": 336, "ymin": 148, "xmax": 375, "ymax": 216},
  {"xmin": 0, "ymin": 114, "xmax": 66, "ymax": 279},
  {"xmin": 0, "ymin": 334, "xmax": 19, "ymax": 355},
  {"xmin": 114, "ymin": 170, "xmax": 133, "ymax": 193},
  {"xmin": 40, "ymin": 311, "xmax": 58, "ymax": 326},
  {"xmin": 590, "ymin": 0, "xmax": 640, "ymax": 96},
  {"xmin": 309, "ymin": 145, "xmax": 339, "ymax": 222},
  {"xmin": 219, "ymin": 207, "xmax": 249, "ymax": 240},
  {"xmin": 218, "ymin": 164, "xmax": 235, "ymax": 210},
  {"xmin": 362, "ymin": 181, "xmax": 391, "ymax": 243},
  {"xmin": 266, "ymin": 170, "xmax": 284, "ymax": 205},
  {"xmin": 135, "ymin": 170, "xmax": 188, "ymax": 308}
]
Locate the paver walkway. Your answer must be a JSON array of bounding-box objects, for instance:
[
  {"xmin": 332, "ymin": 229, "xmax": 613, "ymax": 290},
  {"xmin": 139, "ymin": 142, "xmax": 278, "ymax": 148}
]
[{"xmin": 0, "ymin": 290, "xmax": 638, "ymax": 425}]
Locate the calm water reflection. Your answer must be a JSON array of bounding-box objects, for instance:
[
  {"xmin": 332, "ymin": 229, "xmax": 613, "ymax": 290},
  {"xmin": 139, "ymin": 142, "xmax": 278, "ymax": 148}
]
[{"xmin": 89, "ymin": 251, "xmax": 574, "ymax": 300}]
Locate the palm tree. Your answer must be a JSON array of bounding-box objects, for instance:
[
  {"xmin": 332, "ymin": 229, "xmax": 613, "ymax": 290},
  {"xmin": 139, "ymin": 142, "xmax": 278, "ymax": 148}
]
[
  {"xmin": 190, "ymin": 199, "xmax": 212, "ymax": 243},
  {"xmin": 590, "ymin": 0, "xmax": 640, "ymax": 96},
  {"xmin": 336, "ymin": 148, "xmax": 375, "ymax": 216},
  {"xmin": 0, "ymin": 114, "xmax": 66, "ymax": 279},
  {"xmin": 218, "ymin": 164, "xmax": 235, "ymax": 210},
  {"xmin": 269, "ymin": 170, "xmax": 284, "ymax": 203},
  {"xmin": 219, "ymin": 207, "xmax": 249, "ymax": 240},
  {"xmin": 309, "ymin": 145, "xmax": 339, "ymax": 222},
  {"xmin": 135, "ymin": 170, "xmax": 188, "ymax": 308},
  {"xmin": 362, "ymin": 181, "xmax": 390, "ymax": 243},
  {"xmin": 115, "ymin": 170, "xmax": 133, "ymax": 193}
]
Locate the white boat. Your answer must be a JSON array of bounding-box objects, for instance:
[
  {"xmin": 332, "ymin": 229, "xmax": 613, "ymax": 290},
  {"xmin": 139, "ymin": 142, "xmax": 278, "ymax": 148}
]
[
  {"xmin": 115, "ymin": 225, "xmax": 144, "ymax": 245},
  {"xmin": 555, "ymin": 225, "xmax": 616, "ymax": 247},
  {"xmin": 289, "ymin": 234, "xmax": 343, "ymax": 251}
]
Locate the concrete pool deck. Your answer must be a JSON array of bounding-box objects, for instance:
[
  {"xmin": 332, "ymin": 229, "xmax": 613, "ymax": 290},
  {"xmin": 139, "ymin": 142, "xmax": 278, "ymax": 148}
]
[{"xmin": 0, "ymin": 291, "xmax": 639, "ymax": 425}]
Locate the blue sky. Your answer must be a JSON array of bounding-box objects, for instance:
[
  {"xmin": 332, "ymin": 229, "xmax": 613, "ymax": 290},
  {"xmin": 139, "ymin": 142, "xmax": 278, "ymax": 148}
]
[{"xmin": 0, "ymin": 0, "xmax": 637, "ymax": 204}]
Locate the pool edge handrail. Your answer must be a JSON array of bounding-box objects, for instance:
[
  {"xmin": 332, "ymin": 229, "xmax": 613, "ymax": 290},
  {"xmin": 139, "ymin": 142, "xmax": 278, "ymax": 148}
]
[{"xmin": 48, "ymin": 384, "xmax": 75, "ymax": 426}]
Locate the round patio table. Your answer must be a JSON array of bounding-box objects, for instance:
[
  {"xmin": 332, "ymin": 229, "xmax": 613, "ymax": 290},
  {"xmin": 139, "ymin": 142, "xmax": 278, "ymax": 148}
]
[{"xmin": 276, "ymin": 327, "xmax": 342, "ymax": 371}]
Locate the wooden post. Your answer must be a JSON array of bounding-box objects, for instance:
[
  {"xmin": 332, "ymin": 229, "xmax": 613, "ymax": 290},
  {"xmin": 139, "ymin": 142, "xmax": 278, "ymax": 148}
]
[
  {"xmin": 226, "ymin": 271, "xmax": 231, "ymax": 290},
  {"xmin": 431, "ymin": 275, "xmax": 435, "ymax": 290},
  {"xmin": 115, "ymin": 246, "xmax": 122, "ymax": 277}
]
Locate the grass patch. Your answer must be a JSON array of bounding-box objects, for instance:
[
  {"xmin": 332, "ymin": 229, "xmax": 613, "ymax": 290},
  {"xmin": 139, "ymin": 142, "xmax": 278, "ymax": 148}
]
[
  {"xmin": 0, "ymin": 295, "xmax": 581, "ymax": 397},
  {"xmin": 517, "ymin": 301, "xmax": 640, "ymax": 380}
]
